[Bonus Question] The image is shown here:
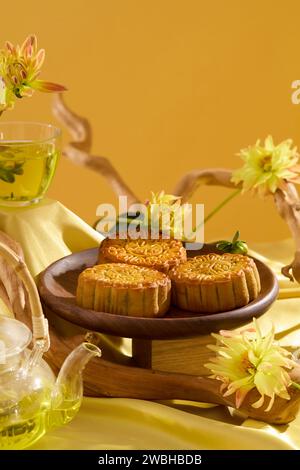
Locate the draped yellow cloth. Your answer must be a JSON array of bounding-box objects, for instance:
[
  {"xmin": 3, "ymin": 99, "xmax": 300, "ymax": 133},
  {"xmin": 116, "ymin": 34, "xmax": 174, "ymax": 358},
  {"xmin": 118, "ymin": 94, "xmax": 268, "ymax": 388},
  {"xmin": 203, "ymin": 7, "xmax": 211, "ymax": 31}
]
[
  {"xmin": 0, "ymin": 199, "xmax": 103, "ymax": 277},
  {"xmin": 0, "ymin": 199, "xmax": 300, "ymax": 450}
]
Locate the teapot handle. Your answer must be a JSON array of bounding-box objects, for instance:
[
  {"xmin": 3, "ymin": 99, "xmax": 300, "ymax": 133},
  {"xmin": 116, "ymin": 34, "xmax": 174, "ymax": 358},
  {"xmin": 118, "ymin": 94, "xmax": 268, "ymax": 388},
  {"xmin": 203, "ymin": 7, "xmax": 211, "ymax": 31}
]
[{"xmin": 0, "ymin": 241, "xmax": 49, "ymax": 351}]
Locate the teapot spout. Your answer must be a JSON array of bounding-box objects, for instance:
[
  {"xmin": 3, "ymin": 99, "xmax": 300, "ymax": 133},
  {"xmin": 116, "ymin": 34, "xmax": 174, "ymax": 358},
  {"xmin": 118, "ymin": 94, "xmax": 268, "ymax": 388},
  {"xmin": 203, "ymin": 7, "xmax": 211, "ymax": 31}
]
[{"xmin": 50, "ymin": 342, "xmax": 101, "ymax": 427}]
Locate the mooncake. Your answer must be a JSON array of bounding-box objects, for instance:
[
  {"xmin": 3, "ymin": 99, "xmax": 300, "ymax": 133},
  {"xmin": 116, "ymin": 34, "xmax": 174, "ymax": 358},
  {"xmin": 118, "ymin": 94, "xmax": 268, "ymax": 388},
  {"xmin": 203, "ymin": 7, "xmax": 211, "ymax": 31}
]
[
  {"xmin": 76, "ymin": 263, "xmax": 171, "ymax": 317},
  {"xmin": 98, "ymin": 237, "xmax": 186, "ymax": 273},
  {"xmin": 169, "ymin": 253, "xmax": 261, "ymax": 313}
]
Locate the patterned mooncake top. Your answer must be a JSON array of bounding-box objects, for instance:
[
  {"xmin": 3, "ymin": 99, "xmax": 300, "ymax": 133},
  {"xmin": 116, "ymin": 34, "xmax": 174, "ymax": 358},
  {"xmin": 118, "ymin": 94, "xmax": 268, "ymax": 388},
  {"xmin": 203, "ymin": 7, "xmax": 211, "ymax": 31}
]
[
  {"xmin": 169, "ymin": 253, "xmax": 256, "ymax": 283},
  {"xmin": 99, "ymin": 238, "xmax": 186, "ymax": 272},
  {"xmin": 79, "ymin": 263, "xmax": 170, "ymax": 288}
]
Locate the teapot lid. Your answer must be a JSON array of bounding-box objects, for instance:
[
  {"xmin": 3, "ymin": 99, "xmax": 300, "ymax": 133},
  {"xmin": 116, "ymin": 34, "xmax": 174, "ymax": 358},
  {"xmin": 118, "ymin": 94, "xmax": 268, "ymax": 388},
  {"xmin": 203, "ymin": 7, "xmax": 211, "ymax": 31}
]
[{"xmin": 0, "ymin": 316, "xmax": 32, "ymax": 363}]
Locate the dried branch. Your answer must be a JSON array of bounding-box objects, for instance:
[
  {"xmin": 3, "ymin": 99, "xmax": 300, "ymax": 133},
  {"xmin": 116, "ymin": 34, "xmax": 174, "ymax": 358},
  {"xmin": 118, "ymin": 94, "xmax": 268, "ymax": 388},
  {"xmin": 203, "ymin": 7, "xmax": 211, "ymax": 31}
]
[
  {"xmin": 174, "ymin": 169, "xmax": 300, "ymax": 284},
  {"xmin": 173, "ymin": 168, "xmax": 237, "ymax": 202},
  {"xmin": 274, "ymin": 184, "xmax": 300, "ymax": 283},
  {"xmin": 52, "ymin": 94, "xmax": 140, "ymax": 206}
]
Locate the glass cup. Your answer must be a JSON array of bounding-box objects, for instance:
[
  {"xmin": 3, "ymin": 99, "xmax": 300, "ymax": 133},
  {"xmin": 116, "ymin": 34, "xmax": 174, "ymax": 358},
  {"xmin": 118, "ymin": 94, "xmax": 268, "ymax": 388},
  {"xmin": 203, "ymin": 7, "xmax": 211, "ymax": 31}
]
[{"xmin": 0, "ymin": 122, "xmax": 61, "ymax": 206}]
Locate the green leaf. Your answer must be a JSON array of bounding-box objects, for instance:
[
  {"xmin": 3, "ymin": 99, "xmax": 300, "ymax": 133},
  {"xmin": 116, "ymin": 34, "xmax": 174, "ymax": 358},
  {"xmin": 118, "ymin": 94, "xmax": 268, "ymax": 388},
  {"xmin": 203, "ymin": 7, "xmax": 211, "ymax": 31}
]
[
  {"xmin": 292, "ymin": 381, "xmax": 300, "ymax": 391},
  {"xmin": 232, "ymin": 230, "xmax": 240, "ymax": 244},
  {"xmin": 216, "ymin": 231, "xmax": 248, "ymax": 255},
  {"xmin": 216, "ymin": 240, "xmax": 231, "ymax": 250},
  {"xmin": 231, "ymin": 241, "xmax": 248, "ymax": 255},
  {"xmin": 13, "ymin": 166, "xmax": 24, "ymax": 175},
  {"xmin": 216, "ymin": 241, "xmax": 232, "ymax": 252},
  {"xmin": 0, "ymin": 159, "xmax": 25, "ymax": 183},
  {"xmin": 0, "ymin": 170, "xmax": 15, "ymax": 183}
]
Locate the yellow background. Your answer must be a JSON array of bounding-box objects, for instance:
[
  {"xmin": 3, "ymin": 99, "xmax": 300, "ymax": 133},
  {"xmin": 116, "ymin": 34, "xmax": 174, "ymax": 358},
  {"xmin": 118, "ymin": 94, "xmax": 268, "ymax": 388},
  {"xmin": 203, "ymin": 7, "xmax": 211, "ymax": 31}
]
[{"xmin": 2, "ymin": 0, "xmax": 300, "ymax": 242}]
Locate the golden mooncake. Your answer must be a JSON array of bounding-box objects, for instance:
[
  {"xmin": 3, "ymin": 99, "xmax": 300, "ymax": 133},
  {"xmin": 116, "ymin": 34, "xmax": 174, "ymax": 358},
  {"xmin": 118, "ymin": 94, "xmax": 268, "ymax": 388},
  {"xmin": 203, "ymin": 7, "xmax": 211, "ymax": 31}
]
[
  {"xmin": 76, "ymin": 263, "xmax": 171, "ymax": 317},
  {"xmin": 98, "ymin": 238, "xmax": 186, "ymax": 273},
  {"xmin": 169, "ymin": 253, "xmax": 261, "ymax": 313}
]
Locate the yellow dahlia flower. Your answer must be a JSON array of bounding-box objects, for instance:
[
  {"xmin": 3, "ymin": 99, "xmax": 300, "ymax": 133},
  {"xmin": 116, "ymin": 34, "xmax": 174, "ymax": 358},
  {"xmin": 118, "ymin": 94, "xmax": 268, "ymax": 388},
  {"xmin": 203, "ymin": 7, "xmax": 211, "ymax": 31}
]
[
  {"xmin": 205, "ymin": 320, "xmax": 296, "ymax": 411},
  {"xmin": 147, "ymin": 191, "xmax": 181, "ymax": 206},
  {"xmin": 231, "ymin": 136, "xmax": 300, "ymax": 196},
  {"xmin": 146, "ymin": 191, "xmax": 191, "ymax": 239},
  {"xmin": 0, "ymin": 35, "xmax": 66, "ymax": 113}
]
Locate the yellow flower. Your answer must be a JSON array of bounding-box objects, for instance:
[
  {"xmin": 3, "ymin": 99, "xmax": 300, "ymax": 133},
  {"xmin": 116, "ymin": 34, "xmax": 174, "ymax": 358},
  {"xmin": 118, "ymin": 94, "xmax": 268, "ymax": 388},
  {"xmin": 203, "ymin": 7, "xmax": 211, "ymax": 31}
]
[
  {"xmin": 0, "ymin": 35, "xmax": 66, "ymax": 112},
  {"xmin": 147, "ymin": 191, "xmax": 181, "ymax": 206},
  {"xmin": 205, "ymin": 320, "xmax": 296, "ymax": 411},
  {"xmin": 145, "ymin": 191, "xmax": 190, "ymax": 239},
  {"xmin": 231, "ymin": 136, "xmax": 300, "ymax": 196},
  {"xmin": 0, "ymin": 75, "xmax": 15, "ymax": 112},
  {"xmin": 0, "ymin": 78, "xmax": 6, "ymax": 108}
]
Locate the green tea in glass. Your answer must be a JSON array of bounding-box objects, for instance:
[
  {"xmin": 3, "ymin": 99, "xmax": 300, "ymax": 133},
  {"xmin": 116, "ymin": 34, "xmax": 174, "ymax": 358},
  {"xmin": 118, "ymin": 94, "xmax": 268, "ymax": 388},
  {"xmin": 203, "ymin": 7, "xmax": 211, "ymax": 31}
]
[{"xmin": 0, "ymin": 122, "xmax": 60, "ymax": 206}]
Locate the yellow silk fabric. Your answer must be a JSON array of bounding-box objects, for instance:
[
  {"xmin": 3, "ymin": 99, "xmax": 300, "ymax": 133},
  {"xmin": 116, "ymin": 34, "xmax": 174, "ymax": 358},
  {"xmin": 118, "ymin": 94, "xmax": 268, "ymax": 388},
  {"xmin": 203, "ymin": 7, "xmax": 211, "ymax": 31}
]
[
  {"xmin": 0, "ymin": 199, "xmax": 103, "ymax": 277},
  {"xmin": 0, "ymin": 200, "xmax": 299, "ymax": 450}
]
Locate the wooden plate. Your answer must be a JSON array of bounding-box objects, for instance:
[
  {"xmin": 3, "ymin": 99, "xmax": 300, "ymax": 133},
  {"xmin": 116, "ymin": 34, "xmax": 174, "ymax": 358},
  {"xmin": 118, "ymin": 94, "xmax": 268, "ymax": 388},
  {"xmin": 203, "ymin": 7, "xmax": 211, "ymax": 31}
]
[{"xmin": 38, "ymin": 244, "xmax": 279, "ymax": 340}]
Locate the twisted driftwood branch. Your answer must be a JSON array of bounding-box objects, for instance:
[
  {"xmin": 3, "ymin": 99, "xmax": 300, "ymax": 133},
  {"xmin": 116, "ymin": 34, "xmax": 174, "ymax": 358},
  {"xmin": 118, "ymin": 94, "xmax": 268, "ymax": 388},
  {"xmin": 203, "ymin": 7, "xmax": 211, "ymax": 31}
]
[
  {"xmin": 173, "ymin": 169, "xmax": 300, "ymax": 284},
  {"xmin": 173, "ymin": 168, "xmax": 237, "ymax": 202},
  {"xmin": 274, "ymin": 184, "xmax": 300, "ymax": 283},
  {"xmin": 52, "ymin": 94, "xmax": 139, "ymax": 206}
]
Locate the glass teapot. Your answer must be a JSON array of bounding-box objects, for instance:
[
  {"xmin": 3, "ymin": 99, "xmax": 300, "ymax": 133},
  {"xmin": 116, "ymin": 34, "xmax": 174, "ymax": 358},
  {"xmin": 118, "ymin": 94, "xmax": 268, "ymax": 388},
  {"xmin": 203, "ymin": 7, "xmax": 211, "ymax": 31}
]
[{"xmin": 0, "ymin": 242, "xmax": 101, "ymax": 450}]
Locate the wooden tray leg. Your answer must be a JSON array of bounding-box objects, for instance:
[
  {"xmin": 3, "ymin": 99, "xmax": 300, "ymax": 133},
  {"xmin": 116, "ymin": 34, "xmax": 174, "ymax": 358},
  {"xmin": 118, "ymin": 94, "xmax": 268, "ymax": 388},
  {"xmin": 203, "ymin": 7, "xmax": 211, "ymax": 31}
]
[{"xmin": 132, "ymin": 337, "xmax": 213, "ymax": 376}]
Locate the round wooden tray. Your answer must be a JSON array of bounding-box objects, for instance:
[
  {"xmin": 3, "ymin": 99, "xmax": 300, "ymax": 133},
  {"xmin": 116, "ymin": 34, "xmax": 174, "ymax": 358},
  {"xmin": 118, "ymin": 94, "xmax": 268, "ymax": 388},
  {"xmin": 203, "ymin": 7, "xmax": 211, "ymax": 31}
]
[{"xmin": 38, "ymin": 244, "xmax": 279, "ymax": 339}]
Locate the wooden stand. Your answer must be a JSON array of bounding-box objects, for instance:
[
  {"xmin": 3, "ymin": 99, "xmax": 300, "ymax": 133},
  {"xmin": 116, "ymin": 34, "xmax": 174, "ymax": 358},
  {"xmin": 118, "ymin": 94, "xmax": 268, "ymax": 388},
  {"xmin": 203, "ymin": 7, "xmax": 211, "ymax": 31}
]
[
  {"xmin": 1, "ymin": 229, "xmax": 299, "ymax": 425},
  {"xmin": 2, "ymin": 256, "xmax": 298, "ymax": 426},
  {"xmin": 132, "ymin": 337, "xmax": 212, "ymax": 376},
  {"xmin": 32, "ymin": 244, "xmax": 300, "ymax": 426}
]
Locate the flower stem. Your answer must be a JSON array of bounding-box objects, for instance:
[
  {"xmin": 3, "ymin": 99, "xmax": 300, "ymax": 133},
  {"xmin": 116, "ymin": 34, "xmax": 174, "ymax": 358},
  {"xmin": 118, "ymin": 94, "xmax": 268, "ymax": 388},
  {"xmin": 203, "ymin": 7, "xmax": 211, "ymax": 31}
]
[
  {"xmin": 204, "ymin": 188, "xmax": 242, "ymax": 225},
  {"xmin": 184, "ymin": 188, "xmax": 241, "ymax": 241},
  {"xmin": 292, "ymin": 381, "xmax": 300, "ymax": 391}
]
